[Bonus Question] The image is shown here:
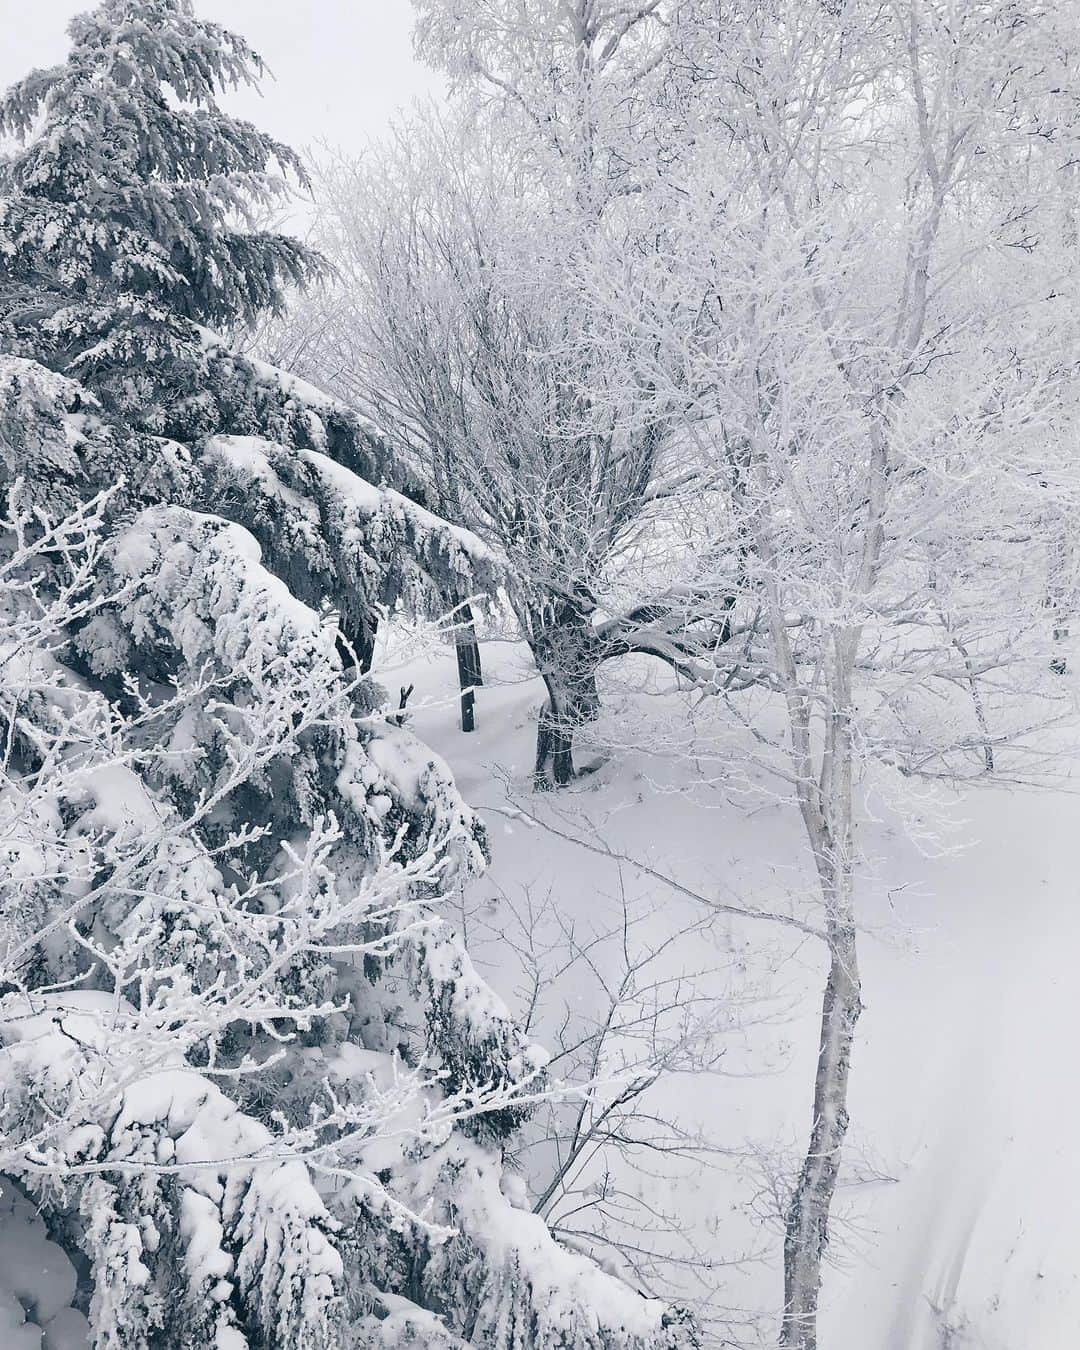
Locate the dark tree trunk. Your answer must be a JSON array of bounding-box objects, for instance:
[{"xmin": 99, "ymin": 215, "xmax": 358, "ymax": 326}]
[
  {"xmin": 530, "ymin": 604, "xmax": 602, "ymax": 790},
  {"xmin": 1047, "ymin": 573, "xmax": 1069, "ymax": 675},
  {"xmin": 1045, "ymin": 505, "xmax": 1071, "ymax": 675},
  {"xmin": 337, "ymin": 612, "xmax": 376, "ymax": 674},
  {"xmin": 533, "ymin": 679, "xmax": 579, "ymax": 788},
  {"xmin": 453, "ymin": 601, "xmax": 483, "ymax": 732}
]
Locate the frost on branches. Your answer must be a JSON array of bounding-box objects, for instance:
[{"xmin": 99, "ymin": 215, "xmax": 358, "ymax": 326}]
[
  {"xmin": 0, "ymin": 1, "xmax": 691, "ymax": 1343},
  {"xmin": 0, "ymin": 0, "xmax": 317, "ymax": 418},
  {"xmin": 0, "ymin": 352, "xmax": 686, "ymax": 1347},
  {"xmin": 200, "ymin": 432, "xmax": 503, "ymax": 674}
]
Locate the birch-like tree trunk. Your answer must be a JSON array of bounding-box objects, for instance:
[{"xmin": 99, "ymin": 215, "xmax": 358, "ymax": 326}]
[
  {"xmin": 781, "ymin": 874, "xmax": 861, "ymax": 1348},
  {"xmin": 767, "ymin": 578, "xmax": 867, "ymax": 1348}
]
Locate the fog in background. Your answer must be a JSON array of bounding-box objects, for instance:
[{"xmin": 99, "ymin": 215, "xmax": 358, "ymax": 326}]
[{"xmin": 0, "ymin": 1, "xmax": 440, "ymax": 157}]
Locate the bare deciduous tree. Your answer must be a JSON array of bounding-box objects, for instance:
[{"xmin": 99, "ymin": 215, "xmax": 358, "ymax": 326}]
[{"xmin": 563, "ymin": 1, "xmax": 1080, "ymax": 1342}]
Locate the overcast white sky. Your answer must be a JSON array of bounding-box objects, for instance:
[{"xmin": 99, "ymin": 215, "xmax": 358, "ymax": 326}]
[{"xmin": 0, "ymin": 1, "xmax": 443, "ymax": 155}]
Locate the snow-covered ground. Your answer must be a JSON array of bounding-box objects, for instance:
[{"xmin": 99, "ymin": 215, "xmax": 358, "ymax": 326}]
[
  {"xmin": 383, "ymin": 630, "xmax": 1080, "ymax": 1349},
  {"xmin": 0, "ymin": 1179, "xmax": 88, "ymax": 1350},
  {"xmin": 3, "ymin": 628, "xmax": 1073, "ymax": 1348}
]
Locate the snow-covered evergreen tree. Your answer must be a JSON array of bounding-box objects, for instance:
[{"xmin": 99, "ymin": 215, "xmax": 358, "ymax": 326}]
[
  {"xmin": 0, "ymin": 0, "xmax": 316, "ymax": 414},
  {"xmin": 0, "ymin": 4, "xmax": 690, "ymax": 1347}
]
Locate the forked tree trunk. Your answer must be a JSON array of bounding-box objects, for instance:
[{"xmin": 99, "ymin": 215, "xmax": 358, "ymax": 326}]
[
  {"xmin": 533, "ymin": 667, "xmax": 602, "ymax": 788},
  {"xmin": 534, "ymin": 682, "xmax": 576, "ymax": 788},
  {"xmin": 780, "ymin": 868, "xmax": 862, "ymax": 1350},
  {"xmin": 530, "ymin": 606, "xmax": 602, "ymax": 790}
]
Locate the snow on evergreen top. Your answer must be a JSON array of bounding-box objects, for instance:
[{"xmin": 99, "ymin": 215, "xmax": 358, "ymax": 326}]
[{"xmin": 0, "ymin": 0, "xmax": 696, "ymax": 1338}]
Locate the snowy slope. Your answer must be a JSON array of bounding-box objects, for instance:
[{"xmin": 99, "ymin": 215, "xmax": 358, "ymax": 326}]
[
  {"xmin": 379, "ymin": 630, "xmax": 1080, "ymax": 1349},
  {"xmin": 825, "ymin": 782, "xmax": 1080, "ymax": 1350}
]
